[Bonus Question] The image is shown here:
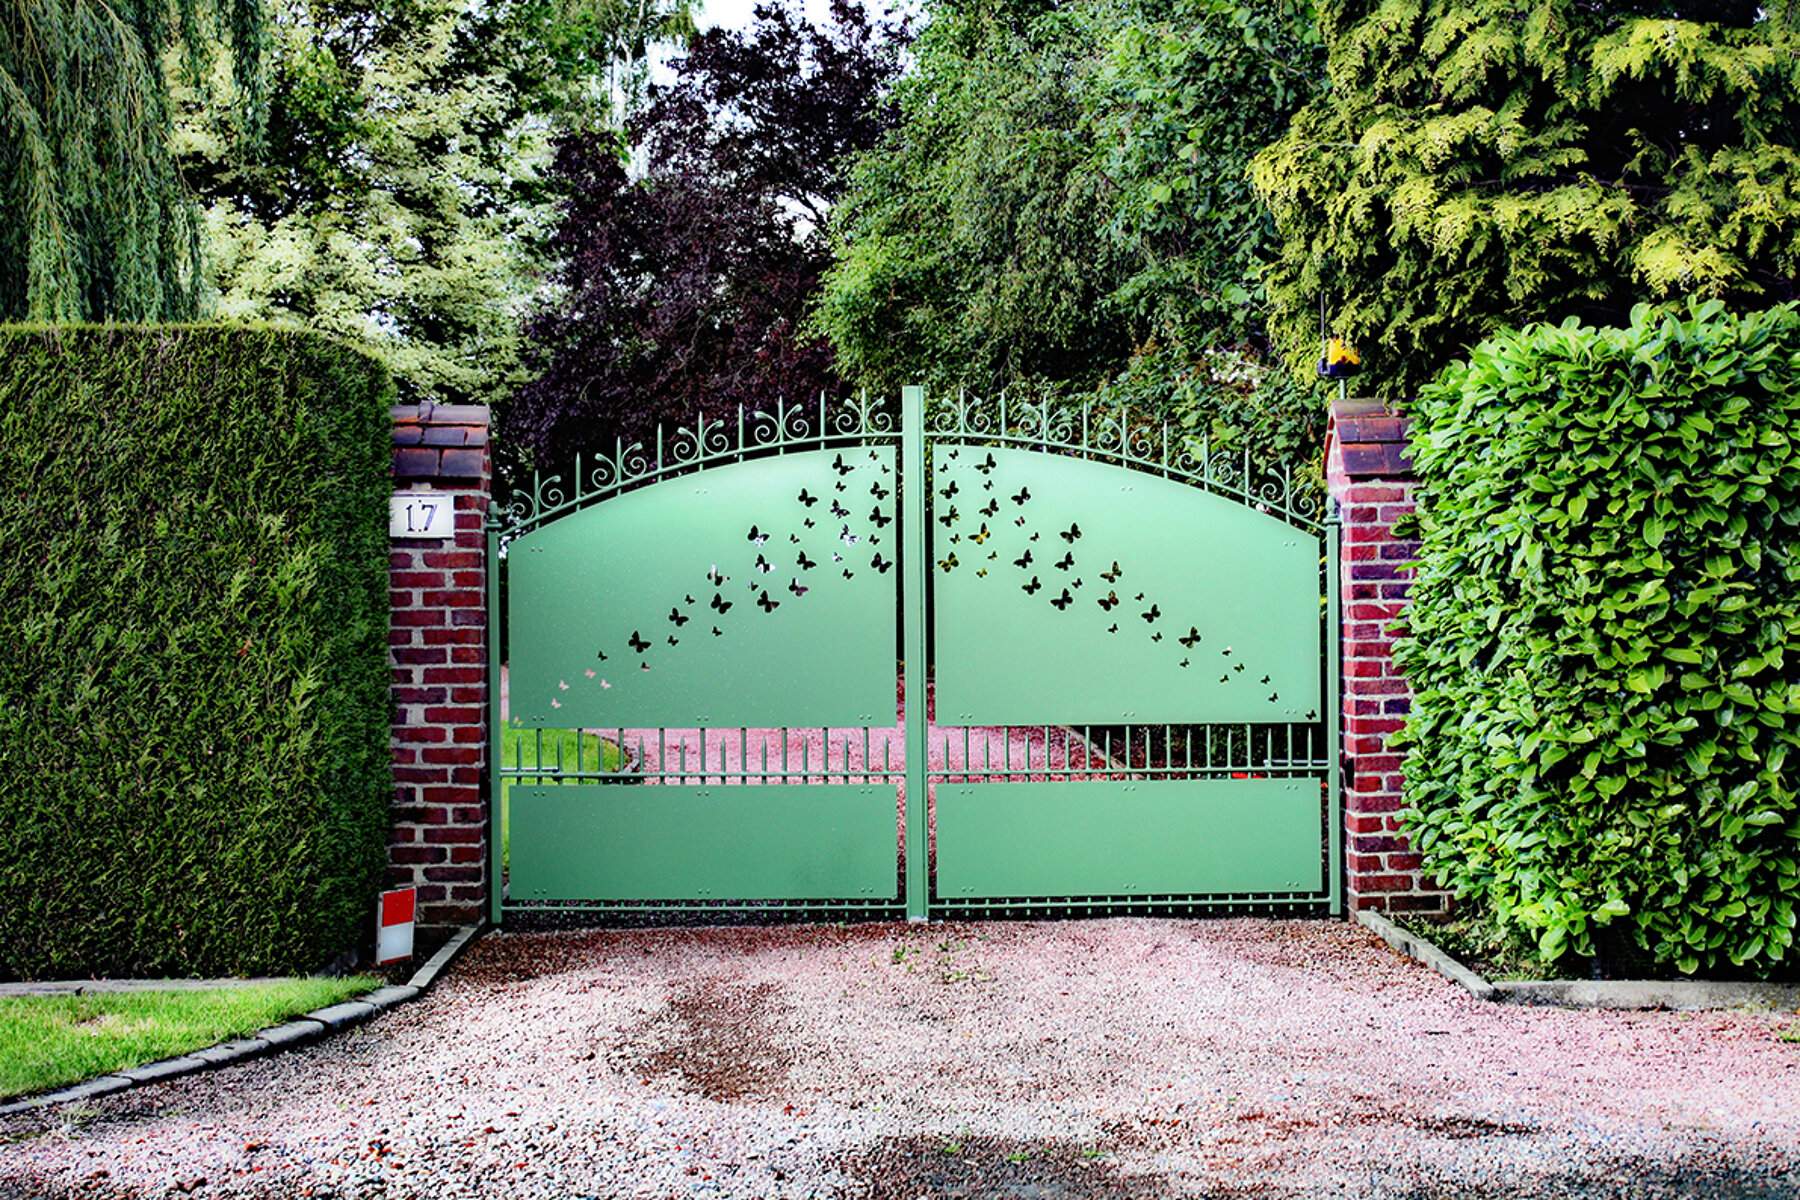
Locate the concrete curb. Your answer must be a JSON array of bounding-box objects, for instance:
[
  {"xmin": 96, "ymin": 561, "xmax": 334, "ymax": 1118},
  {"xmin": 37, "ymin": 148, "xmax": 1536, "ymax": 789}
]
[
  {"xmin": 1355, "ymin": 909, "xmax": 1498, "ymax": 1002},
  {"xmin": 1355, "ymin": 909, "xmax": 1800, "ymax": 1011},
  {"xmin": 0, "ymin": 923, "xmax": 486, "ymax": 1116}
]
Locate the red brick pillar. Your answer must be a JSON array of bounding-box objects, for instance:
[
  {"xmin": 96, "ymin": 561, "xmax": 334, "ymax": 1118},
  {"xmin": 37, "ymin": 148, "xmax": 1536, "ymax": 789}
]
[
  {"xmin": 388, "ymin": 403, "xmax": 491, "ymax": 931},
  {"xmin": 1326, "ymin": 395, "xmax": 1449, "ymax": 914}
]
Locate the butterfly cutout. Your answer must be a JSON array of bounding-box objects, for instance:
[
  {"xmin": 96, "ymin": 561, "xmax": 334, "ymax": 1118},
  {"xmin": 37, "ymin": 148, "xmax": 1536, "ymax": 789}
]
[
  {"xmin": 974, "ymin": 453, "xmax": 997, "ymax": 474},
  {"xmin": 870, "ymin": 508, "xmax": 893, "ymax": 528},
  {"xmin": 558, "ymin": 680, "xmax": 569, "ymax": 690},
  {"xmin": 1012, "ymin": 487, "xmax": 1030, "ymax": 505},
  {"xmin": 832, "ymin": 453, "xmax": 854, "ymax": 476},
  {"xmin": 1261, "ymin": 675, "xmax": 1271, "ymax": 685},
  {"xmin": 1268, "ymin": 693, "xmax": 1279, "ymax": 703},
  {"xmin": 1049, "ymin": 588, "xmax": 1073, "ymax": 610},
  {"xmin": 748, "ymin": 525, "xmax": 767, "ymax": 546},
  {"xmin": 1179, "ymin": 627, "xmax": 1202, "ymax": 648},
  {"xmin": 938, "ymin": 553, "xmax": 959, "ymax": 572},
  {"xmin": 1059, "ymin": 524, "xmax": 1081, "ymax": 543},
  {"xmin": 790, "ymin": 534, "xmax": 800, "ymax": 544},
  {"xmin": 584, "ymin": 669, "xmax": 596, "ymax": 678},
  {"xmin": 870, "ymin": 482, "xmax": 891, "ymax": 501},
  {"xmin": 938, "ymin": 507, "xmax": 960, "ymax": 527},
  {"xmin": 798, "ymin": 489, "xmax": 818, "ymax": 507},
  {"xmin": 711, "ymin": 593, "xmax": 733, "ymax": 614},
  {"xmin": 712, "ymin": 627, "xmax": 723, "ymax": 637},
  {"xmin": 707, "ymin": 566, "xmax": 726, "ymax": 586},
  {"xmin": 843, "ymin": 569, "xmax": 855, "ymax": 579},
  {"xmin": 980, "ymin": 500, "xmax": 1000, "ymax": 518},
  {"xmin": 840, "ymin": 525, "xmax": 859, "ymax": 546},
  {"xmin": 1141, "ymin": 604, "xmax": 1161, "ymax": 623},
  {"xmin": 1107, "ymin": 623, "xmax": 1119, "ymax": 634},
  {"xmin": 788, "ymin": 578, "xmax": 808, "ymax": 597},
  {"xmin": 940, "ymin": 480, "xmax": 960, "ymax": 500},
  {"xmin": 757, "ymin": 591, "xmax": 779, "ymax": 612},
  {"xmin": 972, "ymin": 524, "xmax": 991, "ymax": 545},
  {"xmin": 871, "ymin": 553, "xmax": 893, "ymax": 574},
  {"xmin": 596, "ymin": 648, "xmax": 608, "ymax": 661},
  {"xmin": 669, "ymin": 607, "xmax": 689, "ymax": 627},
  {"xmin": 1022, "ymin": 576, "xmax": 1042, "ymax": 595},
  {"xmin": 755, "ymin": 554, "xmax": 771, "ymax": 573},
  {"xmin": 976, "ymin": 568, "xmax": 987, "ymax": 577},
  {"xmin": 1151, "ymin": 632, "xmax": 1162, "ymax": 642},
  {"xmin": 1178, "ymin": 659, "xmax": 1189, "ymax": 668},
  {"xmin": 831, "ymin": 500, "xmax": 850, "ymax": 519},
  {"xmin": 1054, "ymin": 552, "xmax": 1074, "ymax": 571},
  {"xmin": 667, "ymin": 636, "xmax": 679, "ymax": 646},
  {"xmin": 1098, "ymin": 591, "xmax": 1119, "ymax": 611},
  {"xmin": 1015, "ymin": 517, "xmax": 1027, "ymax": 527},
  {"xmin": 1100, "ymin": 562, "xmax": 1122, "ymax": 582},
  {"xmin": 628, "ymin": 631, "xmax": 650, "ymax": 654},
  {"xmin": 803, "ymin": 518, "xmax": 815, "ymax": 528},
  {"xmin": 797, "ymin": 550, "xmax": 816, "ymax": 570}
]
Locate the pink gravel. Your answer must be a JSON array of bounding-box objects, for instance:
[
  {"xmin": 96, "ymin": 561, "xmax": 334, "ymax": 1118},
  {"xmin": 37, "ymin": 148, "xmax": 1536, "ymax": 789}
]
[{"xmin": 4, "ymin": 918, "xmax": 1799, "ymax": 1198}]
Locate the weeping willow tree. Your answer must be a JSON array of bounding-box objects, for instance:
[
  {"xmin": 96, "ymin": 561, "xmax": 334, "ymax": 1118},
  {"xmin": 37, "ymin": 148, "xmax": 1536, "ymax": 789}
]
[{"xmin": 0, "ymin": 0, "xmax": 265, "ymax": 322}]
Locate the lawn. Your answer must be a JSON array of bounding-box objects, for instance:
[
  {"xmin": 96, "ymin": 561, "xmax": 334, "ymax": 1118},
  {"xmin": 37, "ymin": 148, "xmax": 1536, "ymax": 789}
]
[{"xmin": 0, "ymin": 976, "xmax": 380, "ymax": 1100}]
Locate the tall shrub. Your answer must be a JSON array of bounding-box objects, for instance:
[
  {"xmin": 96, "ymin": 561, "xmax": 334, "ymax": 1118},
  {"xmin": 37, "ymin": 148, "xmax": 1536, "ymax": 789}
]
[
  {"xmin": 1396, "ymin": 301, "xmax": 1800, "ymax": 976},
  {"xmin": 0, "ymin": 326, "xmax": 392, "ymax": 979}
]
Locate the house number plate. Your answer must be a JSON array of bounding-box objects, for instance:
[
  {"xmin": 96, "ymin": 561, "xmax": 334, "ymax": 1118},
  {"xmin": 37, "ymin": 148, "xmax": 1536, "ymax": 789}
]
[{"xmin": 390, "ymin": 491, "xmax": 455, "ymax": 539}]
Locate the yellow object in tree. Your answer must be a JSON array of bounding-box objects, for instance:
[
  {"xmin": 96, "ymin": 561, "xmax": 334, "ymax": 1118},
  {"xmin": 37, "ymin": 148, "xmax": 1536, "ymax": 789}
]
[{"xmin": 1318, "ymin": 336, "xmax": 1361, "ymax": 379}]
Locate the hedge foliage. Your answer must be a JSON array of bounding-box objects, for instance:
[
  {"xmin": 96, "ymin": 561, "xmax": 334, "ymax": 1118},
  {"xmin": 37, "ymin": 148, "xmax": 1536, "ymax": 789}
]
[
  {"xmin": 0, "ymin": 326, "xmax": 392, "ymax": 980},
  {"xmin": 1395, "ymin": 301, "xmax": 1800, "ymax": 977}
]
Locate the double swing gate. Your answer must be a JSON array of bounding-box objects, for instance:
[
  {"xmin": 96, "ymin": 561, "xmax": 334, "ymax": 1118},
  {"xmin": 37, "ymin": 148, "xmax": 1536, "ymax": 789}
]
[{"xmin": 489, "ymin": 387, "xmax": 1341, "ymax": 924}]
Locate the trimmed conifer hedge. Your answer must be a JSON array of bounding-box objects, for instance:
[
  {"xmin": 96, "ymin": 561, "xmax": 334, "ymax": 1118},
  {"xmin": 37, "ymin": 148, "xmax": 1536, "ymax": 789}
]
[
  {"xmin": 1396, "ymin": 300, "xmax": 1800, "ymax": 977},
  {"xmin": 0, "ymin": 326, "xmax": 392, "ymax": 980}
]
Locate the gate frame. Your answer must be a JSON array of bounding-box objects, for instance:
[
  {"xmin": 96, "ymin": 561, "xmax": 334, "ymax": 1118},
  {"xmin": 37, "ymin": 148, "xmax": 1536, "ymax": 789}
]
[{"xmin": 481, "ymin": 388, "xmax": 1343, "ymax": 925}]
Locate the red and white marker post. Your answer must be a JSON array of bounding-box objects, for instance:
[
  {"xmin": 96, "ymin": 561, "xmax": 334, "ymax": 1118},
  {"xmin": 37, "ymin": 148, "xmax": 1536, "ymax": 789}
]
[{"xmin": 376, "ymin": 887, "xmax": 416, "ymax": 965}]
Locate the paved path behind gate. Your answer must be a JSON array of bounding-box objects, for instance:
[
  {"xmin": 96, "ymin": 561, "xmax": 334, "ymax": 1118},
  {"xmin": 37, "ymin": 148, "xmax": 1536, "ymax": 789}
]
[{"xmin": 6, "ymin": 919, "xmax": 1798, "ymax": 1199}]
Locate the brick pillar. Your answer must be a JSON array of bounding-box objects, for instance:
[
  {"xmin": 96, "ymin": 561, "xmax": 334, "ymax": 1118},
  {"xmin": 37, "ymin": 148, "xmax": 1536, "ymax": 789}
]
[
  {"xmin": 388, "ymin": 402, "xmax": 491, "ymax": 931},
  {"xmin": 1325, "ymin": 395, "xmax": 1449, "ymax": 914}
]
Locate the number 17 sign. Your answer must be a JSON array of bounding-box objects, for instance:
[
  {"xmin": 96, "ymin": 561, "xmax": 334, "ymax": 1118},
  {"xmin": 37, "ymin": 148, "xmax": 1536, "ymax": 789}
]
[{"xmin": 390, "ymin": 490, "xmax": 455, "ymax": 540}]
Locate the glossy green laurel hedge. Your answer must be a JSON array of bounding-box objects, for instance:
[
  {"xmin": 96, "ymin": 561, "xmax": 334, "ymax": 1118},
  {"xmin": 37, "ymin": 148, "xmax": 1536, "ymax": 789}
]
[
  {"xmin": 1396, "ymin": 300, "xmax": 1800, "ymax": 977},
  {"xmin": 0, "ymin": 326, "xmax": 392, "ymax": 979}
]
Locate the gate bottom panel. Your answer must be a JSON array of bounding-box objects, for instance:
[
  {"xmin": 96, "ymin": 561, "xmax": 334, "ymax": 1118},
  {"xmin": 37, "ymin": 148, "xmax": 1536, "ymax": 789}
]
[
  {"xmin": 508, "ymin": 783, "xmax": 898, "ymax": 902},
  {"xmin": 934, "ymin": 778, "xmax": 1326, "ymax": 900}
]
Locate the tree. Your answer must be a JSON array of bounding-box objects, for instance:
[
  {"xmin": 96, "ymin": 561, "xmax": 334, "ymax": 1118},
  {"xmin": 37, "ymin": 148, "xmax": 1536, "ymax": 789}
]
[
  {"xmin": 815, "ymin": 0, "xmax": 1128, "ymax": 397},
  {"xmin": 175, "ymin": 0, "xmax": 693, "ymax": 408},
  {"xmin": 1252, "ymin": 0, "xmax": 1800, "ymax": 400},
  {"xmin": 1, "ymin": 0, "xmax": 265, "ymax": 321},
  {"xmin": 504, "ymin": 0, "xmax": 908, "ymax": 465},
  {"xmin": 814, "ymin": 0, "xmax": 1326, "ymax": 462}
]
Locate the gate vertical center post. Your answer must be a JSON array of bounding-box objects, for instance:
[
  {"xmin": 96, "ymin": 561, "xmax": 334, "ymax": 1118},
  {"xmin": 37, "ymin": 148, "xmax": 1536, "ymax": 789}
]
[{"xmin": 902, "ymin": 385, "xmax": 929, "ymax": 921}]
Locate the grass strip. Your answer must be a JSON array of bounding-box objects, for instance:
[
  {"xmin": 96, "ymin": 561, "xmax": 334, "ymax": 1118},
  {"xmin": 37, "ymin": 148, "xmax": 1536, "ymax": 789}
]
[{"xmin": 0, "ymin": 976, "xmax": 380, "ymax": 1100}]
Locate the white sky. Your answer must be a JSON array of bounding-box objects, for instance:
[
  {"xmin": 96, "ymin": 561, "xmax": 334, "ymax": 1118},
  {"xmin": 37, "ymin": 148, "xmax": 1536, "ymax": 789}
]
[{"xmin": 694, "ymin": 0, "xmax": 846, "ymax": 30}]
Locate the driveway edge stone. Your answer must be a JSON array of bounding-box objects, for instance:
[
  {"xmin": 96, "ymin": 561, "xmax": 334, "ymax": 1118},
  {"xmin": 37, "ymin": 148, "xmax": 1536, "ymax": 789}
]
[
  {"xmin": 0, "ymin": 923, "xmax": 486, "ymax": 1116},
  {"xmin": 1356, "ymin": 909, "xmax": 1800, "ymax": 1011}
]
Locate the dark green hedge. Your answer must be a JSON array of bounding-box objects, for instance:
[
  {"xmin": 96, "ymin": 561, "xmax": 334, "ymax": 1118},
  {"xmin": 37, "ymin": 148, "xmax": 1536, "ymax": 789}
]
[
  {"xmin": 0, "ymin": 326, "xmax": 392, "ymax": 979},
  {"xmin": 1396, "ymin": 301, "xmax": 1800, "ymax": 977}
]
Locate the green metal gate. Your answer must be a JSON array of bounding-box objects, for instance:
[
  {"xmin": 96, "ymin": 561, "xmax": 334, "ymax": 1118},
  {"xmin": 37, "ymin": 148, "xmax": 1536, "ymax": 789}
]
[{"xmin": 489, "ymin": 387, "xmax": 1340, "ymax": 924}]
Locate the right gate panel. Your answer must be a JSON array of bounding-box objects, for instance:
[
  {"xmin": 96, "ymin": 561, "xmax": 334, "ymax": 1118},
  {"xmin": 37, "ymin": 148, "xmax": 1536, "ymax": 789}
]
[{"xmin": 929, "ymin": 444, "xmax": 1333, "ymax": 910}]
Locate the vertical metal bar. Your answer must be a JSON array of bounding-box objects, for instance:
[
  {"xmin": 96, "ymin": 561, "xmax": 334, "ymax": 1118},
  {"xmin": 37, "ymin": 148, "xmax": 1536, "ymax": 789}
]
[
  {"xmin": 902, "ymin": 384, "xmax": 929, "ymax": 922},
  {"xmin": 485, "ymin": 507, "xmax": 504, "ymax": 927},
  {"xmin": 1326, "ymin": 502, "xmax": 1345, "ymax": 916}
]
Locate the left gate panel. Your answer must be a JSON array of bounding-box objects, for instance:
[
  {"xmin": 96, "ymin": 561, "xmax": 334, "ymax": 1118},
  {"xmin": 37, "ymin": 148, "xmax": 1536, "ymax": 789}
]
[{"xmin": 508, "ymin": 448, "xmax": 899, "ymax": 729}]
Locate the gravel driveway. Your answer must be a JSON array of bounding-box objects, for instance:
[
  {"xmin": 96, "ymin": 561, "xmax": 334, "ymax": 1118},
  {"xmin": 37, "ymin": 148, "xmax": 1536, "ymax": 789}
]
[{"xmin": 4, "ymin": 918, "xmax": 1799, "ymax": 1199}]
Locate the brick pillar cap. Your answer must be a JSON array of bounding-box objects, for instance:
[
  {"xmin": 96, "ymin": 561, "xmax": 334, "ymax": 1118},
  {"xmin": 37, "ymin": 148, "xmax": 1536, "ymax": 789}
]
[
  {"xmin": 392, "ymin": 403, "xmax": 491, "ymax": 479},
  {"xmin": 1327, "ymin": 393, "xmax": 1414, "ymax": 491}
]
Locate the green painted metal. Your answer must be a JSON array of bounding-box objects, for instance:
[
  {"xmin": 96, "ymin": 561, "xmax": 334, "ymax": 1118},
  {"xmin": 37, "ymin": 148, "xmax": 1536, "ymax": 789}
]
[
  {"xmin": 934, "ymin": 779, "xmax": 1325, "ymax": 899},
  {"xmin": 1325, "ymin": 502, "xmax": 1344, "ymax": 916},
  {"xmin": 489, "ymin": 388, "xmax": 1340, "ymax": 923},
  {"xmin": 486, "ymin": 504, "xmax": 505, "ymax": 926},
  {"xmin": 901, "ymin": 385, "xmax": 929, "ymax": 921},
  {"xmin": 508, "ymin": 783, "xmax": 898, "ymax": 901},
  {"xmin": 931, "ymin": 446, "xmax": 1321, "ymax": 727},
  {"xmin": 507, "ymin": 448, "xmax": 898, "ymax": 730}
]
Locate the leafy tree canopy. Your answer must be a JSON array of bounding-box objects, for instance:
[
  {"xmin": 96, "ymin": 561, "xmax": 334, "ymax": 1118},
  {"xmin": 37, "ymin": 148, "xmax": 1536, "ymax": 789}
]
[
  {"xmin": 1252, "ymin": 0, "xmax": 1800, "ymax": 399},
  {"xmin": 504, "ymin": 0, "xmax": 908, "ymax": 467},
  {"xmin": 815, "ymin": 0, "xmax": 1324, "ymax": 398},
  {"xmin": 1, "ymin": 0, "xmax": 265, "ymax": 321},
  {"xmin": 175, "ymin": 0, "xmax": 693, "ymax": 408}
]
